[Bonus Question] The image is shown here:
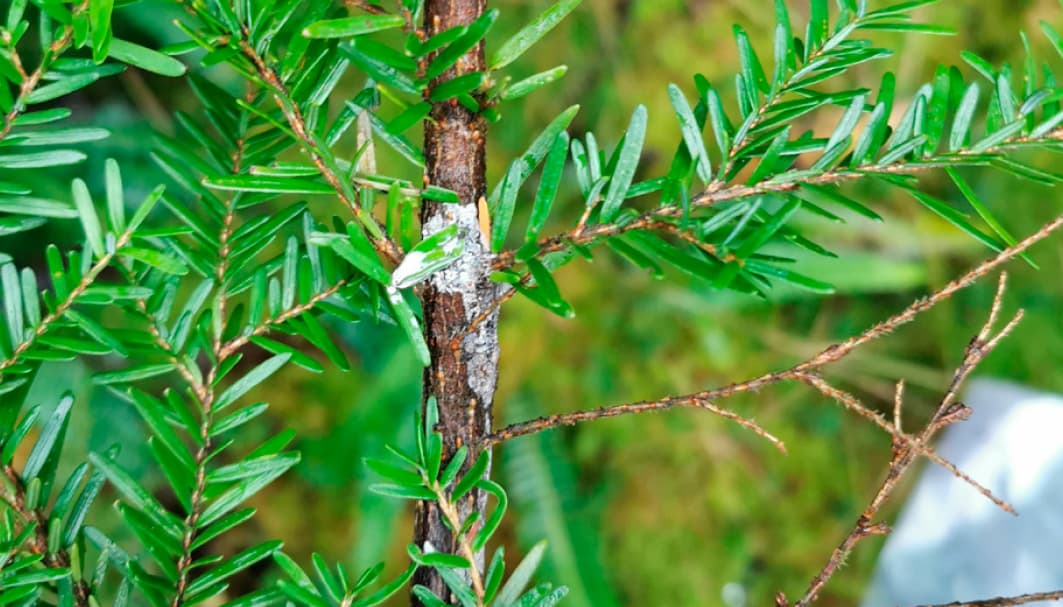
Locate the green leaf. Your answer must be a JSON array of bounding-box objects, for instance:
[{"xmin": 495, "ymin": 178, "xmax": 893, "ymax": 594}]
[
  {"xmin": 108, "ymin": 39, "xmax": 186, "ymax": 76},
  {"xmin": 733, "ymin": 24, "xmax": 769, "ymax": 95},
  {"xmin": 905, "ymin": 187, "xmax": 1005, "ymax": 253},
  {"xmin": 472, "ymin": 478, "xmax": 507, "ymax": 550},
  {"xmin": 413, "ymin": 587, "xmax": 450, "ymax": 607},
  {"xmin": 25, "ymin": 73, "xmax": 101, "ymax": 104},
  {"xmin": 62, "ymin": 468, "xmax": 105, "ymax": 547},
  {"xmin": 599, "ymin": 105, "xmax": 647, "ymax": 221},
  {"xmin": 2, "ymin": 263, "xmax": 23, "ymax": 347},
  {"xmin": 303, "ymin": 14, "xmax": 406, "ymax": 38},
  {"xmin": 858, "ymin": 22, "xmax": 954, "ymax": 35},
  {"xmin": 439, "ymin": 445, "xmax": 468, "ymax": 489},
  {"xmin": 426, "ymin": 9, "xmax": 499, "ymax": 80},
  {"xmin": 129, "ymin": 390, "xmax": 194, "ymax": 471},
  {"xmin": 186, "ymin": 540, "xmax": 283, "ymax": 597},
  {"xmin": 2, "ymin": 568, "xmax": 70, "ymax": 587},
  {"xmin": 311, "ymin": 228, "xmax": 390, "ymax": 285},
  {"xmin": 192, "ymin": 509, "xmax": 257, "ymax": 551},
  {"xmin": 128, "ymin": 185, "xmax": 165, "ymax": 232},
  {"xmin": 429, "ymin": 72, "xmax": 486, "ymax": 102},
  {"xmin": 386, "ymin": 286, "xmax": 430, "ymax": 367},
  {"xmin": 119, "ymin": 247, "xmax": 189, "ymax": 275},
  {"xmin": 5, "ymin": 127, "xmax": 110, "ymax": 146},
  {"xmin": 501, "ymin": 66, "xmax": 568, "ymax": 101},
  {"xmin": 88, "ymin": 452, "xmax": 183, "ymax": 539},
  {"xmin": 392, "ymin": 224, "xmax": 465, "ymax": 289},
  {"xmin": 215, "ymin": 354, "xmax": 291, "ymax": 410},
  {"xmin": 105, "ymin": 158, "xmax": 125, "ymax": 232},
  {"xmin": 82, "ymin": 285, "xmax": 154, "ymax": 301},
  {"xmin": 490, "ymin": 0, "xmax": 581, "ymax": 69},
  {"xmin": 521, "ymin": 258, "xmax": 574, "ymax": 318},
  {"xmin": 412, "ymin": 550, "xmax": 470, "ymax": 570},
  {"xmin": 0, "ymin": 216, "xmax": 47, "ymax": 236},
  {"xmin": 204, "ymin": 175, "xmax": 333, "ymax": 195},
  {"xmin": 453, "ymin": 451, "xmax": 489, "ymax": 502},
  {"xmin": 66, "ymin": 309, "xmax": 128, "ymax": 356},
  {"xmin": 208, "ymin": 453, "xmax": 301, "ymax": 484},
  {"xmin": 745, "ymin": 260, "xmax": 835, "ymax": 294},
  {"xmin": 365, "ymin": 457, "xmax": 423, "ymax": 486},
  {"xmin": 347, "ymin": 100, "xmax": 425, "ymax": 167},
  {"xmin": 667, "ymin": 84, "xmax": 712, "ymax": 183},
  {"xmin": 489, "ymin": 105, "xmax": 580, "ymax": 206},
  {"xmin": 341, "ymin": 43, "xmax": 420, "ymax": 97},
  {"xmin": 93, "ymin": 364, "xmax": 176, "ymax": 385},
  {"xmin": 950, "ymin": 82, "xmax": 980, "ymax": 152},
  {"xmin": 946, "ymin": 169, "xmax": 1033, "ymax": 267},
  {"xmin": 823, "ymin": 94, "xmax": 866, "ymax": 156},
  {"xmin": 2, "ymin": 405, "xmax": 39, "ymax": 465},
  {"xmin": 0, "ymin": 150, "xmax": 87, "ymax": 168},
  {"xmin": 798, "ymin": 184, "xmax": 882, "ymax": 222},
  {"xmin": 21, "ymin": 393, "xmax": 73, "ymax": 500},
  {"xmin": 71, "ymin": 179, "xmax": 105, "ymax": 259},
  {"xmin": 368, "ymin": 483, "xmax": 436, "ymax": 500},
  {"xmin": 250, "ymin": 336, "xmax": 324, "ymax": 373},
  {"xmin": 495, "ymin": 541, "xmax": 548, "ymax": 607},
  {"xmin": 199, "ymin": 454, "xmax": 300, "ymax": 527},
  {"xmin": 0, "ymin": 197, "xmax": 78, "ymax": 218},
  {"xmin": 492, "ymin": 161, "xmax": 523, "ymax": 253},
  {"xmin": 525, "ymin": 131, "xmax": 569, "ymax": 244},
  {"xmin": 350, "ymin": 563, "xmax": 417, "ymax": 607}
]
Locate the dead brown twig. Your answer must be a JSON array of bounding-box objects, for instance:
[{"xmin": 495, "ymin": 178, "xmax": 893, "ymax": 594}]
[
  {"xmin": 789, "ymin": 272, "xmax": 1021, "ymax": 607},
  {"xmin": 912, "ymin": 590, "xmax": 1063, "ymax": 607}
]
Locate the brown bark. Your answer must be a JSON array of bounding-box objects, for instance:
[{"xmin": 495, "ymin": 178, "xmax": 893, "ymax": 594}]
[{"xmin": 415, "ymin": 0, "xmax": 497, "ymax": 604}]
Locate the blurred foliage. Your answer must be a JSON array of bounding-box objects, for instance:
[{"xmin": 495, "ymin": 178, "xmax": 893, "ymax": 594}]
[{"xmin": 8, "ymin": 0, "xmax": 1063, "ymax": 605}]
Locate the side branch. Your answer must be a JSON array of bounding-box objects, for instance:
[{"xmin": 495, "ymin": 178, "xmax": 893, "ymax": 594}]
[
  {"xmin": 482, "ymin": 395, "xmax": 786, "ymax": 452},
  {"xmin": 789, "ymin": 271, "xmax": 1025, "ymax": 606},
  {"xmin": 491, "ymin": 134, "xmax": 1063, "ymax": 276},
  {"xmin": 489, "ymin": 210, "xmax": 1063, "ymax": 450},
  {"xmin": 235, "ymin": 42, "xmax": 402, "ymax": 265},
  {"xmin": 912, "ymin": 591, "xmax": 1063, "ymax": 607}
]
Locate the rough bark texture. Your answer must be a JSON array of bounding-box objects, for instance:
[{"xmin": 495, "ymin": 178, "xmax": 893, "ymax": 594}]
[{"xmin": 414, "ymin": 0, "xmax": 497, "ymax": 604}]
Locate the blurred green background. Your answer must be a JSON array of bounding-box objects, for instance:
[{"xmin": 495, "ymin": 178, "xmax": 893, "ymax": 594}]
[{"xmin": 10, "ymin": 0, "xmax": 1063, "ymax": 605}]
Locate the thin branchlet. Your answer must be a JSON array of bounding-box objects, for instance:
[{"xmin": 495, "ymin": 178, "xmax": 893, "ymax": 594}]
[{"xmin": 234, "ymin": 40, "xmax": 403, "ymax": 265}]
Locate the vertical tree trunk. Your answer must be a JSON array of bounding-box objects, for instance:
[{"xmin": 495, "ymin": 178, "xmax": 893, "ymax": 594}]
[{"xmin": 415, "ymin": 0, "xmax": 496, "ymax": 604}]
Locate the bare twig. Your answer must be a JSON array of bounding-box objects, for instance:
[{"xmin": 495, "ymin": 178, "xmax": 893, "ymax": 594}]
[
  {"xmin": 791, "ymin": 273, "xmax": 1024, "ymax": 607},
  {"xmin": 912, "ymin": 590, "xmax": 1063, "ymax": 607},
  {"xmin": 484, "ymin": 395, "xmax": 786, "ymax": 452}
]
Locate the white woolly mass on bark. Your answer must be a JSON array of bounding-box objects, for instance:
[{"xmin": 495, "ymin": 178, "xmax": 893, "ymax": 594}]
[{"xmin": 423, "ymin": 204, "xmax": 499, "ymax": 413}]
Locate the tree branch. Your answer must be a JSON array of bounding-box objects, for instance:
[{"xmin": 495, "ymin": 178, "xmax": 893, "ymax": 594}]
[
  {"xmin": 912, "ymin": 591, "xmax": 1063, "ymax": 607},
  {"xmin": 484, "ymin": 393, "xmax": 786, "ymax": 452},
  {"xmin": 492, "ymin": 141, "xmax": 1063, "ymax": 275},
  {"xmin": 0, "ymin": 2, "xmax": 86, "ymax": 142},
  {"xmin": 1, "ymin": 464, "xmax": 91, "ymax": 606},
  {"xmin": 788, "ymin": 272, "xmax": 1029, "ymax": 605},
  {"xmin": 235, "ymin": 41, "xmax": 402, "ymax": 265},
  {"xmin": 488, "ymin": 212, "xmax": 1063, "ymax": 528}
]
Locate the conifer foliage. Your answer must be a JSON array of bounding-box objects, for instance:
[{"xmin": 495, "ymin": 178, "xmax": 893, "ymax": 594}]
[{"xmin": 1, "ymin": 0, "xmax": 1063, "ymax": 605}]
